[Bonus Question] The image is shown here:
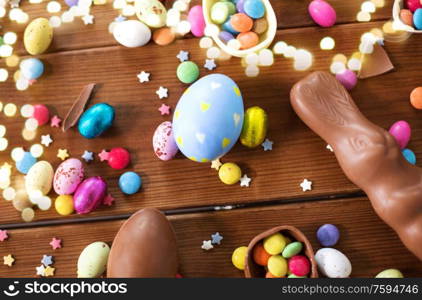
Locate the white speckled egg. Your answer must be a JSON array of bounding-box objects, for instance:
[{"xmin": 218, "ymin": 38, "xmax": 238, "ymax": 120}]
[
  {"xmin": 315, "ymin": 248, "xmax": 352, "ymax": 278},
  {"xmin": 153, "ymin": 121, "xmax": 178, "ymax": 161},
  {"xmin": 53, "ymin": 158, "xmax": 84, "ymax": 195},
  {"xmin": 172, "ymin": 74, "xmax": 244, "ymax": 162},
  {"xmin": 25, "ymin": 161, "xmax": 54, "ymax": 195},
  {"xmin": 113, "ymin": 20, "xmax": 151, "ymax": 47},
  {"xmin": 135, "ymin": 0, "xmax": 167, "ymax": 28},
  {"xmin": 77, "ymin": 242, "xmax": 110, "ymax": 278}
]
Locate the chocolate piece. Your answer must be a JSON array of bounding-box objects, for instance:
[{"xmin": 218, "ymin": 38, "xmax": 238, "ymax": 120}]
[
  {"xmin": 290, "ymin": 71, "xmax": 422, "ymax": 261},
  {"xmin": 62, "ymin": 83, "xmax": 96, "ymax": 132},
  {"xmin": 107, "ymin": 208, "xmax": 178, "ymax": 277},
  {"xmin": 245, "ymin": 225, "xmax": 318, "ymax": 278},
  {"xmin": 358, "ymin": 43, "xmax": 394, "ymax": 79}
]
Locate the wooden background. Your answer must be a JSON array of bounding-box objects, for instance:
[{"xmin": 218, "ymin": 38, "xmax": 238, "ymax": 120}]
[{"xmin": 0, "ymin": 0, "xmax": 421, "ymax": 277}]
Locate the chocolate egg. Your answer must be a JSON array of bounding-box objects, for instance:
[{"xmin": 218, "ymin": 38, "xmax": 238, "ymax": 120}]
[
  {"xmin": 73, "ymin": 176, "xmax": 107, "ymax": 214},
  {"xmin": 53, "ymin": 158, "xmax": 84, "ymax": 195},
  {"xmin": 152, "ymin": 121, "xmax": 178, "ymax": 161},
  {"xmin": 78, "ymin": 103, "xmax": 115, "ymax": 139},
  {"xmin": 107, "ymin": 208, "xmax": 178, "ymax": 277}
]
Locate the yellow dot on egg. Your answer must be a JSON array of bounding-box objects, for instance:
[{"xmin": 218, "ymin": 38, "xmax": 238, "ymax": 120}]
[
  {"xmin": 0, "ymin": 69, "xmax": 8, "ymax": 82},
  {"xmin": 357, "ymin": 11, "xmax": 371, "ymax": 22},
  {"xmin": 174, "ymin": 110, "xmax": 181, "ymax": 120},
  {"xmin": 233, "ymin": 87, "xmax": 241, "ymax": 96},
  {"xmin": 0, "ymin": 138, "xmax": 9, "ymax": 151},
  {"xmin": 176, "ymin": 136, "xmax": 183, "ymax": 146},
  {"xmin": 200, "ymin": 101, "xmax": 211, "ymax": 112},
  {"xmin": 4, "ymin": 103, "xmax": 17, "ymax": 117},
  {"xmin": 320, "ymin": 37, "xmax": 335, "ymax": 50},
  {"xmin": 0, "ymin": 125, "xmax": 6, "ymax": 137},
  {"xmin": 222, "ymin": 138, "xmax": 231, "ymax": 148},
  {"xmin": 332, "ymin": 54, "xmax": 348, "ymax": 64},
  {"xmin": 22, "ymin": 128, "xmax": 37, "ymax": 141},
  {"xmin": 189, "ymin": 156, "xmax": 197, "ymax": 162},
  {"xmin": 11, "ymin": 147, "xmax": 25, "ymax": 162},
  {"xmin": 6, "ymin": 54, "xmax": 20, "ymax": 67},
  {"xmin": 30, "ymin": 144, "xmax": 44, "ymax": 158},
  {"xmin": 201, "ymin": 158, "xmax": 209, "ymax": 163}
]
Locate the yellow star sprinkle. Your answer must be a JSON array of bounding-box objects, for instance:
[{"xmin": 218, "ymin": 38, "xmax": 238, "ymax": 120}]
[
  {"xmin": 222, "ymin": 138, "xmax": 231, "ymax": 148},
  {"xmin": 3, "ymin": 254, "xmax": 15, "ymax": 267},
  {"xmin": 176, "ymin": 136, "xmax": 183, "ymax": 146},
  {"xmin": 211, "ymin": 159, "xmax": 222, "ymax": 171},
  {"xmin": 57, "ymin": 149, "xmax": 69, "ymax": 161},
  {"xmin": 174, "ymin": 110, "xmax": 181, "ymax": 120},
  {"xmin": 44, "ymin": 266, "xmax": 55, "ymax": 277},
  {"xmin": 189, "ymin": 156, "xmax": 197, "ymax": 162}
]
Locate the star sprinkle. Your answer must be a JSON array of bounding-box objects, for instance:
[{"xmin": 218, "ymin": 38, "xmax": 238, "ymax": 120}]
[
  {"xmin": 115, "ymin": 15, "xmax": 126, "ymax": 22},
  {"xmin": 41, "ymin": 255, "xmax": 53, "ymax": 266},
  {"xmin": 262, "ymin": 138, "xmax": 273, "ymax": 151},
  {"xmin": 3, "ymin": 254, "xmax": 14, "ymax": 267},
  {"xmin": 204, "ymin": 59, "xmax": 217, "ymax": 71},
  {"xmin": 201, "ymin": 240, "xmax": 214, "ymax": 251},
  {"xmin": 137, "ymin": 71, "xmax": 150, "ymax": 83},
  {"xmin": 44, "ymin": 266, "xmax": 55, "ymax": 277},
  {"xmin": 36, "ymin": 265, "xmax": 46, "ymax": 276},
  {"xmin": 81, "ymin": 150, "xmax": 94, "ymax": 162},
  {"xmin": 103, "ymin": 194, "xmax": 114, "ymax": 206},
  {"xmin": 57, "ymin": 149, "xmax": 69, "ymax": 161},
  {"xmin": 211, "ymin": 159, "xmax": 222, "ymax": 171},
  {"xmin": 240, "ymin": 174, "xmax": 251, "ymax": 187},
  {"xmin": 82, "ymin": 14, "xmax": 94, "ymax": 25},
  {"xmin": 211, "ymin": 232, "xmax": 223, "ymax": 245},
  {"xmin": 0, "ymin": 229, "xmax": 8, "ymax": 242},
  {"xmin": 98, "ymin": 150, "xmax": 109, "ymax": 162},
  {"xmin": 41, "ymin": 134, "xmax": 53, "ymax": 147},
  {"xmin": 156, "ymin": 86, "xmax": 168, "ymax": 99},
  {"xmin": 300, "ymin": 179, "xmax": 313, "ymax": 192},
  {"xmin": 326, "ymin": 144, "xmax": 334, "ymax": 152},
  {"xmin": 176, "ymin": 50, "xmax": 189, "ymax": 62},
  {"xmin": 50, "ymin": 115, "xmax": 61, "ymax": 128},
  {"xmin": 49, "ymin": 237, "xmax": 62, "ymax": 250},
  {"xmin": 158, "ymin": 104, "xmax": 170, "ymax": 115}
]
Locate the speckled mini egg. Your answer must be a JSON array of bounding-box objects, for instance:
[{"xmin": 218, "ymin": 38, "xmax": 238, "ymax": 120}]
[
  {"xmin": 23, "ymin": 18, "xmax": 53, "ymax": 55},
  {"xmin": 135, "ymin": 0, "xmax": 167, "ymax": 28},
  {"xmin": 77, "ymin": 241, "xmax": 110, "ymax": 278},
  {"xmin": 25, "ymin": 161, "xmax": 54, "ymax": 195},
  {"xmin": 173, "ymin": 74, "xmax": 244, "ymax": 162},
  {"xmin": 153, "ymin": 121, "xmax": 178, "ymax": 161},
  {"xmin": 53, "ymin": 158, "xmax": 84, "ymax": 195}
]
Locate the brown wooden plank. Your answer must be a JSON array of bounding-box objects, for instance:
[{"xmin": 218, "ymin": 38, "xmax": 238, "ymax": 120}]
[
  {"xmin": 0, "ymin": 197, "xmax": 421, "ymax": 277},
  {"xmin": 2, "ymin": 0, "xmax": 393, "ymax": 53},
  {"xmin": 0, "ymin": 21, "xmax": 421, "ymax": 224}
]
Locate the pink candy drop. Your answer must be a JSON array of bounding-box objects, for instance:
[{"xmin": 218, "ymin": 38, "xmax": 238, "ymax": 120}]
[
  {"xmin": 336, "ymin": 69, "xmax": 357, "ymax": 91},
  {"xmin": 308, "ymin": 0, "xmax": 337, "ymax": 27},
  {"xmin": 389, "ymin": 120, "xmax": 411, "ymax": 149},
  {"xmin": 188, "ymin": 5, "xmax": 206, "ymax": 37}
]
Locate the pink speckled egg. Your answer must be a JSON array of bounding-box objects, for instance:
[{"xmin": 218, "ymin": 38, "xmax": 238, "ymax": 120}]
[
  {"xmin": 153, "ymin": 121, "xmax": 178, "ymax": 161},
  {"xmin": 336, "ymin": 69, "xmax": 357, "ymax": 91},
  {"xmin": 188, "ymin": 5, "xmax": 206, "ymax": 37},
  {"xmin": 389, "ymin": 120, "xmax": 411, "ymax": 149},
  {"xmin": 53, "ymin": 158, "xmax": 85, "ymax": 195},
  {"xmin": 308, "ymin": 0, "xmax": 336, "ymax": 27}
]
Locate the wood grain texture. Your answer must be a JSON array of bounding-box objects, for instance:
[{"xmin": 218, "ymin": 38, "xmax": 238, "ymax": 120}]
[
  {"xmin": 2, "ymin": 0, "xmax": 393, "ymax": 54},
  {"xmin": 0, "ymin": 197, "xmax": 421, "ymax": 277},
  {"xmin": 1, "ymin": 21, "xmax": 421, "ymax": 224}
]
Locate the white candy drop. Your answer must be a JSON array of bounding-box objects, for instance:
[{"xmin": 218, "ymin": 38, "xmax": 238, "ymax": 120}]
[
  {"xmin": 273, "ymin": 41, "xmax": 288, "ymax": 55},
  {"xmin": 207, "ymin": 47, "xmax": 221, "ymax": 59},
  {"xmin": 199, "ymin": 37, "xmax": 213, "ymax": 49},
  {"xmin": 245, "ymin": 65, "xmax": 259, "ymax": 77}
]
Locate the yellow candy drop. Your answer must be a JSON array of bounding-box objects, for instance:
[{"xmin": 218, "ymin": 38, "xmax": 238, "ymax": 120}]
[
  {"xmin": 263, "ymin": 232, "xmax": 286, "ymax": 255},
  {"xmin": 218, "ymin": 163, "xmax": 241, "ymax": 185},
  {"xmin": 232, "ymin": 246, "xmax": 248, "ymax": 270},
  {"xmin": 267, "ymin": 255, "xmax": 288, "ymax": 277},
  {"xmin": 55, "ymin": 195, "xmax": 74, "ymax": 216}
]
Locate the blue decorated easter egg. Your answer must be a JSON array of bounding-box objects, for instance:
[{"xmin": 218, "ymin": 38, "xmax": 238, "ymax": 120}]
[
  {"xmin": 20, "ymin": 58, "xmax": 44, "ymax": 80},
  {"xmin": 78, "ymin": 103, "xmax": 115, "ymax": 139},
  {"xmin": 173, "ymin": 74, "xmax": 244, "ymax": 162}
]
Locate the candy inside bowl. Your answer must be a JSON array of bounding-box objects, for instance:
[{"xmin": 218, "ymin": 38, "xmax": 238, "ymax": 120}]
[
  {"xmin": 244, "ymin": 225, "xmax": 318, "ymax": 278},
  {"xmin": 392, "ymin": 0, "xmax": 422, "ymax": 33},
  {"xmin": 202, "ymin": 0, "xmax": 277, "ymax": 57}
]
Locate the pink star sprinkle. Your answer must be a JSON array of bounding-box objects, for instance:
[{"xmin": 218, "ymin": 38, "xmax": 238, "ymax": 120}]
[
  {"xmin": 103, "ymin": 194, "xmax": 115, "ymax": 206},
  {"xmin": 0, "ymin": 230, "xmax": 8, "ymax": 242},
  {"xmin": 98, "ymin": 150, "xmax": 109, "ymax": 162},
  {"xmin": 49, "ymin": 237, "xmax": 62, "ymax": 250},
  {"xmin": 50, "ymin": 115, "xmax": 62, "ymax": 128},
  {"xmin": 158, "ymin": 104, "xmax": 170, "ymax": 115}
]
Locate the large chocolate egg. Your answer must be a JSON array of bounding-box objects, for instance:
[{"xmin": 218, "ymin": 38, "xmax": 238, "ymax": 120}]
[{"xmin": 107, "ymin": 208, "xmax": 178, "ymax": 277}]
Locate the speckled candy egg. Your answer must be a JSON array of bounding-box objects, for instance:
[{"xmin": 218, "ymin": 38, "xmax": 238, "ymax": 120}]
[
  {"xmin": 135, "ymin": 0, "xmax": 167, "ymax": 28},
  {"xmin": 23, "ymin": 18, "xmax": 53, "ymax": 55},
  {"xmin": 315, "ymin": 248, "xmax": 352, "ymax": 278},
  {"xmin": 173, "ymin": 74, "xmax": 244, "ymax": 162},
  {"xmin": 77, "ymin": 242, "xmax": 110, "ymax": 278},
  {"xmin": 113, "ymin": 20, "xmax": 152, "ymax": 48},
  {"xmin": 53, "ymin": 158, "xmax": 84, "ymax": 195},
  {"xmin": 153, "ymin": 121, "xmax": 178, "ymax": 161},
  {"xmin": 25, "ymin": 161, "xmax": 54, "ymax": 195}
]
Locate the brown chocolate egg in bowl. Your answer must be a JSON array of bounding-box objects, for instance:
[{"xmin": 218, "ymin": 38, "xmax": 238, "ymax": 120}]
[{"xmin": 244, "ymin": 225, "xmax": 318, "ymax": 278}]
